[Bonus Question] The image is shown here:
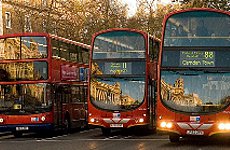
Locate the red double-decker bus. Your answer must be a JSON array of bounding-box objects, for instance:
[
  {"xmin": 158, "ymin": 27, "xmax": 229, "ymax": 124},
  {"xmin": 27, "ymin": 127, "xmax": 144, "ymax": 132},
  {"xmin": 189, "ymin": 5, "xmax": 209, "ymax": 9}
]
[
  {"xmin": 0, "ymin": 33, "xmax": 90, "ymax": 137},
  {"xmin": 157, "ymin": 8, "xmax": 230, "ymax": 142},
  {"xmin": 88, "ymin": 28, "xmax": 160, "ymax": 135}
]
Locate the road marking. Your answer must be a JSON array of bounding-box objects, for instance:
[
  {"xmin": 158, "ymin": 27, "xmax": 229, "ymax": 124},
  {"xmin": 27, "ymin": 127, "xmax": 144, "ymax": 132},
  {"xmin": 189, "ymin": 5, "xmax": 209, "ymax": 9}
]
[
  {"xmin": 123, "ymin": 136, "xmax": 132, "ymax": 139},
  {"xmin": 44, "ymin": 134, "xmax": 68, "ymax": 140},
  {"xmin": 75, "ymin": 138, "xmax": 169, "ymax": 141},
  {"xmin": 0, "ymin": 134, "xmax": 13, "ymax": 140},
  {"xmin": 79, "ymin": 129, "xmax": 97, "ymax": 134},
  {"xmin": 34, "ymin": 138, "xmax": 169, "ymax": 142}
]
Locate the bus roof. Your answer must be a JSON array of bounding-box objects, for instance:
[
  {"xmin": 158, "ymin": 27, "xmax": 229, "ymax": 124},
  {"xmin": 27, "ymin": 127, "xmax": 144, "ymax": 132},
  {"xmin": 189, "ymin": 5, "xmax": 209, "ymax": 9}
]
[
  {"xmin": 163, "ymin": 8, "xmax": 230, "ymax": 21},
  {"xmin": 91, "ymin": 28, "xmax": 161, "ymax": 43}
]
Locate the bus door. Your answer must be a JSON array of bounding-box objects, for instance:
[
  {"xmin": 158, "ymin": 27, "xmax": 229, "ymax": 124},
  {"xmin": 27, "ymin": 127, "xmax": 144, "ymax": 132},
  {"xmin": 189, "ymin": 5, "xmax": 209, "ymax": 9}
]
[
  {"xmin": 70, "ymin": 86, "xmax": 86, "ymax": 128},
  {"xmin": 54, "ymin": 85, "xmax": 64, "ymax": 128}
]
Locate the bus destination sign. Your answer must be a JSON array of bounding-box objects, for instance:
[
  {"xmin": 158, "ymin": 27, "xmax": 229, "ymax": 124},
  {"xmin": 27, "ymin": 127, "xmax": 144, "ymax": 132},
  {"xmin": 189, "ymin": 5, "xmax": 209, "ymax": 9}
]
[
  {"xmin": 180, "ymin": 51, "xmax": 215, "ymax": 67},
  {"xmin": 105, "ymin": 62, "xmax": 131, "ymax": 74}
]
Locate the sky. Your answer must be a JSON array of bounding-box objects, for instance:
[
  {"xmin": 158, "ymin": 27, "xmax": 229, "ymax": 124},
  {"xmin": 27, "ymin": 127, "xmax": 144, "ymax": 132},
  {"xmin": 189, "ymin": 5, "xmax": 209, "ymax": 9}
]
[{"xmin": 122, "ymin": 0, "xmax": 172, "ymax": 17}]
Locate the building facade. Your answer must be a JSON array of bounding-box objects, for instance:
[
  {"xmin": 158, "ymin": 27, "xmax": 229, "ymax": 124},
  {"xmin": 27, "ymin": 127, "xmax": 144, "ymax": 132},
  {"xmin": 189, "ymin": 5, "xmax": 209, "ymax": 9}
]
[{"xmin": 0, "ymin": 0, "xmax": 78, "ymax": 40}]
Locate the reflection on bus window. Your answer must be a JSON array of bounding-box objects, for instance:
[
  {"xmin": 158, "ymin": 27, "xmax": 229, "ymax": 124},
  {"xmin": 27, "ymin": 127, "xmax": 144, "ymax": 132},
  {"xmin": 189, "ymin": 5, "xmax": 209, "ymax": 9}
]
[
  {"xmin": 161, "ymin": 71, "xmax": 230, "ymax": 113},
  {"xmin": 0, "ymin": 61, "xmax": 48, "ymax": 81},
  {"xmin": 164, "ymin": 11, "xmax": 230, "ymax": 47},
  {"xmin": 0, "ymin": 84, "xmax": 52, "ymax": 113},
  {"xmin": 0, "ymin": 36, "xmax": 47, "ymax": 60},
  {"xmin": 90, "ymin": 77, "xmax": 145, "ymax": 111},
  {"xmin": 21, "ymin": 37, "xmax": 47, "ymax": 58},
  {"xmin": 93, "ymin": 31, "xmax": 145, "ymax": 59},
  {"xmin": 51, "ymin": 39, "xmax": 89, "ymax": 64}
]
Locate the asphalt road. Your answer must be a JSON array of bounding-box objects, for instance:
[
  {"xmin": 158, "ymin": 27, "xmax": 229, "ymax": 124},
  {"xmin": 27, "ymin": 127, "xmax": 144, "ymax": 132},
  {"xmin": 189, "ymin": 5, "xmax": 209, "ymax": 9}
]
[{"xmin": 0, "ymin": 128, "xmax": 230, "ymax": 150}]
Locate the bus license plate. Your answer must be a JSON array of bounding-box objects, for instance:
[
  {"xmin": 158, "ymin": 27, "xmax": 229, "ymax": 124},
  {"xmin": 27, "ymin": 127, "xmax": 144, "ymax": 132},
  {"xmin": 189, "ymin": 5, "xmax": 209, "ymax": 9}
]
[
  {"xmin": 16, "ymin": 126, "xmax": 29, "ymax": 131},
  {"xmin": 110, "ymin": 124, "xmax": 123, "ymax": 128},
  {"xmin": 186, "ymin": 130, "xmax": 204, "ymax": 135}
]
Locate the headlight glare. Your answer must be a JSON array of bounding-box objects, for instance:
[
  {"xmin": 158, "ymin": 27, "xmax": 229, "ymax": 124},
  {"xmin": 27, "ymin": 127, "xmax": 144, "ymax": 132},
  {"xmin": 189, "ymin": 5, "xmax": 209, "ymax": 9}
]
[
  {"xmin": 90, "ymin": 118, "xmax": 95, "ymax": 123},
  {"xmin": 218, "ymin": 123, "xmax": 230, "ymax": 130},
  {"xmin": 139, "ymin": 118, "xmax": 144, "ymax": 123},
  {"xmin": 160, "ymin": 121, "xmax": 172, "ymax": 129}
]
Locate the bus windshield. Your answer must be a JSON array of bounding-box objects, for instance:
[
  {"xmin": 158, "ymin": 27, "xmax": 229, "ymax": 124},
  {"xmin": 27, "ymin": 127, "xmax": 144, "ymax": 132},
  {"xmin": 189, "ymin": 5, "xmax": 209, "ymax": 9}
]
[
  {"xmin": 0, "ymin": 83, "xmax": 52, "ymax": 114},
  {"xmin": 0, "ymin": 36, "xmax": 47, "ymax": 59},
  {"xmin": 91, "ymin": 77, "xmax": 145, "ymax": 111},
  {"xmin": 161, "ymin": 70, "xmax": 230, "ymax": 113},
  {"xmin": 91, "ymin": 30, "xmax": 146, "ymax": 111},
  {"xmin": 164, "ymin": 11, "xmax": 230, "ymax": 47}
]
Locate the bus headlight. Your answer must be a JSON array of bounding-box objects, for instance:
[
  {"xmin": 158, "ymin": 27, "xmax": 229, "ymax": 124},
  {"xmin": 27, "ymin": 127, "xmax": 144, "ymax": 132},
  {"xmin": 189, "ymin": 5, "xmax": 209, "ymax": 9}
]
[
  {"xmin": 90, "ymin": 118, "xmax": 95, "ymax": 123},
  {"xmin": 166, "ymin": 122, "xmax": 173, "ymax": 128},
  {"xmin": 226, "ymin": 124, "xmax": 230, "ymax": 130},
  {"xmin": 160, "ymin": 121, "xmax": 173, "ymax": 129},
  {"xmin": 139, "ymin": 118, "xmax": 144, "ymax": 123},
  {"xmin": 218, "ymin": 123, "xmax": 230, "ymax": 130},
  {"xmin": 41, "ymin": 116, "xmax": 46, "ymax": 122},
  {"xmin": 0, "ymin": 118, "xmax": 3, "ymax": 123},
  {"xmin": 160, "ymin": 122, "xmax": 167, "ymax": 128}
]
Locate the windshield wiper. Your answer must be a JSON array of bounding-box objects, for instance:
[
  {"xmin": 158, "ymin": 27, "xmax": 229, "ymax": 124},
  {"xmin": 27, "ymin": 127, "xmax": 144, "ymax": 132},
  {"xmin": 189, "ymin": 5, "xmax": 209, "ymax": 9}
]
[
  {"xmin": 167, "ymin": 70, "xmax": 200, "ymax": 76},
  {"xmin": 164, "ymin": 67, "xmax": 230, "ymax": 76},
  {"xmin": 186, "ymin": 67, "xmax": 230, "ymax": 73}
]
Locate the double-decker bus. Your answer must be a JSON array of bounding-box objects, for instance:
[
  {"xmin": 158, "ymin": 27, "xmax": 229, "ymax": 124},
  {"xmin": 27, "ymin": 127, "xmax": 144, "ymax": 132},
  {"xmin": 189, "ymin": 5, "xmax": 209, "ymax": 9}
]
[
  {"xmin": 88, "ymin": 28, "xmax": 160, "ymax": 135},
  {"xmin": 157, "ymin": 8, "xmax": 230, "ymax": 142},
  {"xmin": 0, "ymin": 33, "xmax": 90, "ymax": 137}
]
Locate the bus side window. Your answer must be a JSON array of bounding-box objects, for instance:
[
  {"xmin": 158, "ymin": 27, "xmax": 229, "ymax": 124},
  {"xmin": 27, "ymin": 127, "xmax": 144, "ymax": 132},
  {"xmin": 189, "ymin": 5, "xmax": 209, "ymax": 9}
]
[
  {"xmin": 51, "ymin": 39, "xmax": 59, "ymax": 57},
  {"xmin": 80, "ymin": 86, "xmax": 86, "ymax": 102},
  {"xmin": 69, "ymin": 44, "xmax": 78, "ymax": 62},
  {"xmin": 82, "ymin": 48, "xmax": 89, "ymax": 64},
  {"xmin": 62, "ymin": 86, "xmax": 70, "ymax": 103},
  {"xmin": 59, "ymin": 42, "xmax": 69, "ymax": 61},
  {"xmin": 72, "ymin": 86, "xmax": 81, "ymax": 102},
  {"xmin": 78, "ymin": 46, "xmax": 83, "ymax": 63}
]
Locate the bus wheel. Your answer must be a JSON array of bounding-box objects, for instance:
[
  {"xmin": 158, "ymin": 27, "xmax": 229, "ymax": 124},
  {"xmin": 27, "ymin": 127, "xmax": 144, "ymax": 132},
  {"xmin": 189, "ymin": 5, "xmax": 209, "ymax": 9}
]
[
  {"xmin": 169, "ymin": 134, "xmax": 180, "ymax": 143},
  {"xmin": 101, "ymin": 128, "xmax": 111, "ymax": 136},
  {"xmin": 13, "ymin": 131, "xmax": 23, "ymax": 138}
]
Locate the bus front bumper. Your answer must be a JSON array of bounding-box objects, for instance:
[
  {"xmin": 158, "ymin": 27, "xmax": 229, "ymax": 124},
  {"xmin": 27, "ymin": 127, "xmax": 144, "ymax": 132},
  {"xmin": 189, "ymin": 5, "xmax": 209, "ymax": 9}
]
[
  {"xmin": 0, "ymin": 124, "xmax": 53, "ymax": 132},
  {"xmin": 157, "ymin": 121, "xmax": 230, "ymax": 137}
]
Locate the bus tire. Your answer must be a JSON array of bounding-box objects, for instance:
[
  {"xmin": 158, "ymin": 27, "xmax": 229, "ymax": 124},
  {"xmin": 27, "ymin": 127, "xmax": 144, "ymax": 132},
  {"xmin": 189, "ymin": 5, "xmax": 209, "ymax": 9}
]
[
  {"xmin": 169, "ymin": 134, "xmax": 180, "ymax": 143},
  {"xmin": 101, "ymin": 128, "xmax": 111, "ymax": 136}
]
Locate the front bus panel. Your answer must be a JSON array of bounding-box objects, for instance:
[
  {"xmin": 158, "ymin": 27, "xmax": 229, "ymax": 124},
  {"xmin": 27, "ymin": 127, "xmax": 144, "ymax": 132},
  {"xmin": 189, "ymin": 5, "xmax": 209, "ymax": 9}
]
[
  {"xmin": 158, "ymin": 9, "xmax": 230, "ymax": 142},
  {"xmin": 88, "ymin": 30, "xmax": 151, "ymax": 133}
]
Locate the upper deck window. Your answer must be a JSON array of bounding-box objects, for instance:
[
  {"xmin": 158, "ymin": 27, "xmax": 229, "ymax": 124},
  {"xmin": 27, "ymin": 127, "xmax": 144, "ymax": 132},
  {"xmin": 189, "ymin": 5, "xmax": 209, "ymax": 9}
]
[
  {"xmin": 164, "ymin": 11, "xmax": 230, "ymax": 47},
  {"xmin": 93, "ymin": 31, "xmax": 146, "ymax": 59},
  {"xmin": 51, "ymin": 39, "xmax": 89, "ymax": 64},
  {"xmin": 0, "ymin": 36, "xmax": 47, "ymax": 60}
]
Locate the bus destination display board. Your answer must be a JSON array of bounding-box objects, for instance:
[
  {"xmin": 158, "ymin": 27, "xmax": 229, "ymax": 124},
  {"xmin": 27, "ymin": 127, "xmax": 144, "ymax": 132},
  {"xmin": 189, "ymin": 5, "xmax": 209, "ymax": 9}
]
[
  {"xmin": 105, "ymin": 62, "xmax": 131, "ymax": 74},
  {"xmin": 180, "ymin": 51, "xmax": 215, "ymax": 67}
]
